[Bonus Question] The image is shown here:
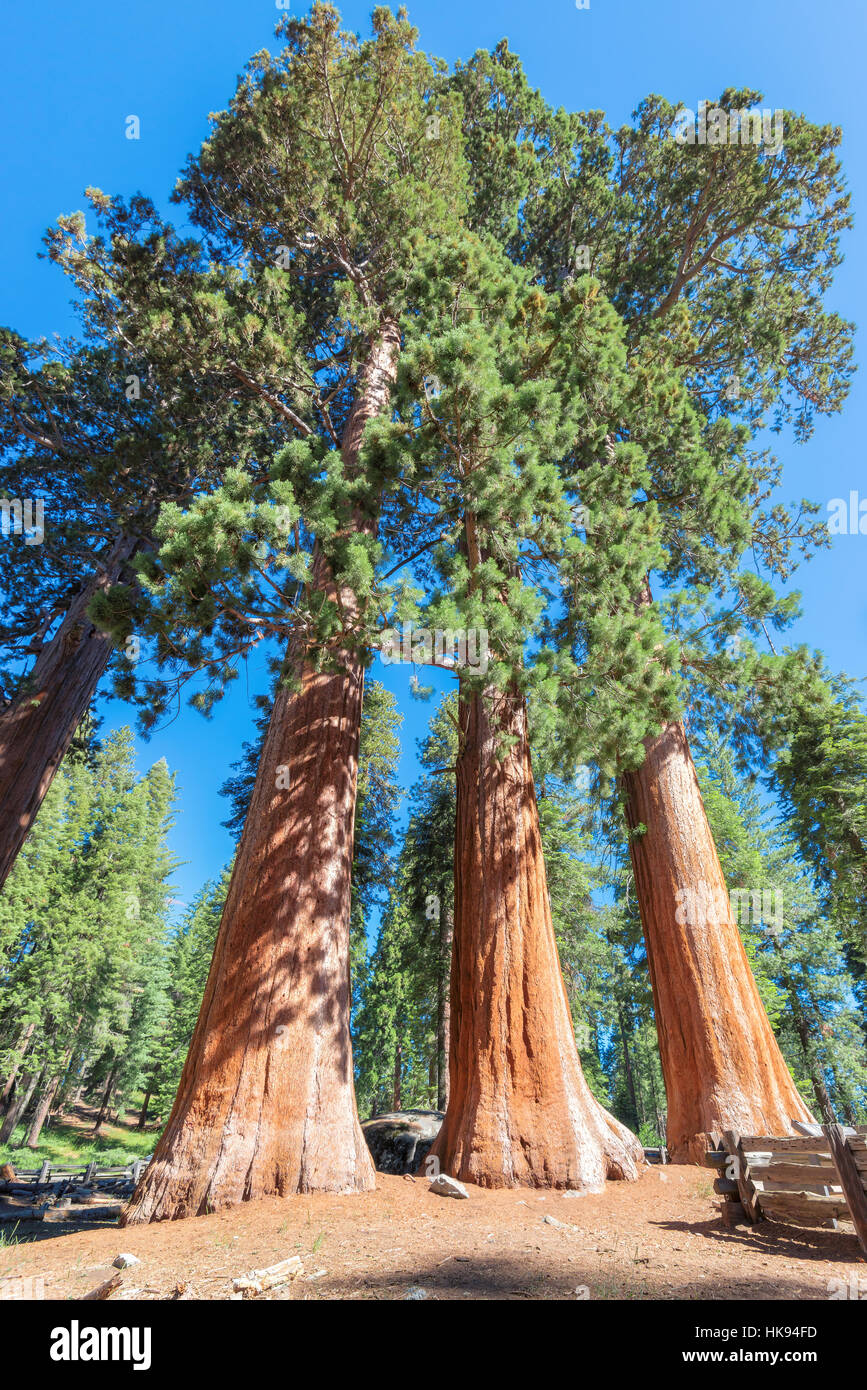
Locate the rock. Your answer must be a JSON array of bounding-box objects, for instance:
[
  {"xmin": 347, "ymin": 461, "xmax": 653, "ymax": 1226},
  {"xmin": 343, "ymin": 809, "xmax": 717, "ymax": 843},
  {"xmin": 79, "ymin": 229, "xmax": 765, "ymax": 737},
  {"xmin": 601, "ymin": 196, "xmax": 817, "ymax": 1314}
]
[
  {"xmin": 361, "ymin": 1110, "xmax": 444, "ymax": 1175},
  {"xmin": 404, "ymin": 1286, "xmax": 430, "ymax": 1299},
  {"xmin": 542, "ymin": 1214, "xmax": 570, "ymax": 1229},
  {"xmin": 112, "ymin": 1253, "xmax": 141, "ymax": 1269},
  {"xmin": 428, "ymin": 1173, "xmax": 468, "ymax": 1200}
]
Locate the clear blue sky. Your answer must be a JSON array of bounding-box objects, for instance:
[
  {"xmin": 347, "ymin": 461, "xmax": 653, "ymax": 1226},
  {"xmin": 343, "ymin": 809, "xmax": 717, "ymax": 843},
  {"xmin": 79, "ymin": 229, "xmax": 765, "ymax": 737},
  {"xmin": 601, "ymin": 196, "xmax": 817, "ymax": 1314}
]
[{"xmin": 1, "ymin": 0, "xmax": 865, "ymax": 916}]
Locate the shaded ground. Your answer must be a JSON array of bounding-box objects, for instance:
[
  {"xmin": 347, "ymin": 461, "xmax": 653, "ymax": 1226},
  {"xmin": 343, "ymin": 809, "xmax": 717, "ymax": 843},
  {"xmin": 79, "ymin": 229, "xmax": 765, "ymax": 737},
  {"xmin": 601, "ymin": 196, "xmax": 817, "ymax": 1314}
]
[{"xmin": 1, "ymin": 1166, "xmax": 863, "ymax": 1301}]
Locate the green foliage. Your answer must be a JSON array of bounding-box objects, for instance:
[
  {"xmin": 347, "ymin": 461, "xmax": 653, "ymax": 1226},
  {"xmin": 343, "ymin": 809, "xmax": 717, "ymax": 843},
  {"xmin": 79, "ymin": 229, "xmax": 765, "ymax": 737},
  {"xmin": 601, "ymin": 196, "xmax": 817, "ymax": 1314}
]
[{"xmin": 0, "ymin": 727, "xmax": 178, "ymax": 1145}]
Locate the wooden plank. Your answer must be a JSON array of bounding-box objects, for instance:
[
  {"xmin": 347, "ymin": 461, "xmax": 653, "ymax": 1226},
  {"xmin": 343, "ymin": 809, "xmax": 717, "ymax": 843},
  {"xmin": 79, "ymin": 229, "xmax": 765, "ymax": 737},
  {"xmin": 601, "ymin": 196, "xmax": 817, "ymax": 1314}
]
[
  {"xmin": 723, "ymin": 1130, "xmax": 761, "ymax": 1223},
  {"xmin": 749, "ymin": 1162, "xmax": 840, "ymax": 1185},
  {"xmin": 720, "ymin": 1200, "xmax": 748, "ymax": 1227},
  {"xmin": 758, "ymin": 1190, "xmax": 850, "ymax": 1226},
  {"xmin": 740, "ymin": 1136, "xmax": 830, "ymax": 1154},
  {"xmin": 824, "ymin": 1125, "xmax": 867, "ymax": 1259},
  {"xmin": 703, "ymin": 1151, "xmax": 727, "ymax": 1169},
  {"xmin": 713, "ymin": 1177, "xmax": 739, "ymax": 1195}
]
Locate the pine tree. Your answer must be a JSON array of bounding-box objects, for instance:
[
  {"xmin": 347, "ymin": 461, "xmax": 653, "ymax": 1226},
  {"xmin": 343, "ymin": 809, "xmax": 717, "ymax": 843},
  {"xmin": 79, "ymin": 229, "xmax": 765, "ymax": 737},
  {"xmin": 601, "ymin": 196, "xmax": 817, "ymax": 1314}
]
[{"xmin": 0, "ymin": 729, "xmax": 178, "ymax": 1149}]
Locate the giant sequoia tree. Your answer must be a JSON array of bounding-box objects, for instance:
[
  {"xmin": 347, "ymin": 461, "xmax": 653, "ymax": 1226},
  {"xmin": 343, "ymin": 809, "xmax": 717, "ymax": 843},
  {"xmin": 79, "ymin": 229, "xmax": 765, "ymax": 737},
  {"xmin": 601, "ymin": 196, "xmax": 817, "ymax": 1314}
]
[
  {"xmin": 368, "ymin": 233, "xmax": 649, "ymax": 1185},
  {"xmin": 111, "ymin": 6, "xmax": 468, "ymax": 1219},
  {"xmin": 448, "ymin": 49, "xmax": 853, "ymax": 1157}
]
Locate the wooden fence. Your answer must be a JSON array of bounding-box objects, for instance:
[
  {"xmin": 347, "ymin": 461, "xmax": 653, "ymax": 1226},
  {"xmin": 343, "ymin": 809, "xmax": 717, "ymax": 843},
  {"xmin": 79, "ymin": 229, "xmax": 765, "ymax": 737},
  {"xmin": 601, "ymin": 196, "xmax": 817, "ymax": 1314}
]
[
  {"xmin": 705, "ymin": 1125, "xmax": 867, "ymax": 1258},
  {"xmin": 0, "ymin": 1159, "xmax": 147, "ymax": 1225}
]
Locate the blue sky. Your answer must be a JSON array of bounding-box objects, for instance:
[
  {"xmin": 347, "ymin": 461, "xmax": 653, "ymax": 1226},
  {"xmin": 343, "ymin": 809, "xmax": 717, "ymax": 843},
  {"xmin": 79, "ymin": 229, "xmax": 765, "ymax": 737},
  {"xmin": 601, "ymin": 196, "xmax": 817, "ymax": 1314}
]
[{"xmin": 1, "ymin": 0, "xmax": 865, "ymax": 916}]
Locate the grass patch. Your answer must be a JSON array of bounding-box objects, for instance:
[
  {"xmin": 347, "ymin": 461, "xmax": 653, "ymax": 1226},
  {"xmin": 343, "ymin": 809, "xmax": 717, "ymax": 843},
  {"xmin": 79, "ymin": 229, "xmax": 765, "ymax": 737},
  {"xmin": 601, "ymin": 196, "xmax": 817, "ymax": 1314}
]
[{"xmin": 0, "ymin": 1116, "xmax": 157, "ymax": 1171}]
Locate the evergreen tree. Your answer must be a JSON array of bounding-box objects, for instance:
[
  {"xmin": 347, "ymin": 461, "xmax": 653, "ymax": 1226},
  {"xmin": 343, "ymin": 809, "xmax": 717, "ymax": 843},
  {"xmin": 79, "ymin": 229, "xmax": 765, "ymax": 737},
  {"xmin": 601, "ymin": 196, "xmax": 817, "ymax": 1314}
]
[{"xmin": 0, "ymin": 730, "xmax": 178, "ymax": 1148}]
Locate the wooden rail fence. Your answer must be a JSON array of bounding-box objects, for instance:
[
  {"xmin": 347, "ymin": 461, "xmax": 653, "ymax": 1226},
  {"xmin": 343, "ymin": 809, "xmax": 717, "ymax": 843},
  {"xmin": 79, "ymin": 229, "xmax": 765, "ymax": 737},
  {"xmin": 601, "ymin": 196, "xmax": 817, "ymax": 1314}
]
[
  {"xmin": 705, "ymin": 1125, "xmax": 867, "ymax": 1258},
  {"xmin": 0, "ymin": 1159, "xmax": 148, "ymax": 1225}
]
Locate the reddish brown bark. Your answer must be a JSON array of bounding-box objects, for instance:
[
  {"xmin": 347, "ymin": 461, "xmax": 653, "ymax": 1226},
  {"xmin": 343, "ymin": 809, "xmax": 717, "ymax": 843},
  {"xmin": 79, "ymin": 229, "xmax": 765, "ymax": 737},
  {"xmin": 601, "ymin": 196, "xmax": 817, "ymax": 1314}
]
[
  {"xmin": 122, "ymin": 321, "xmax": 400, "ymax": 1224},
  {"xmin": 0, "ymin": 532, "xmax": 137, "ymax": 892},
  {"xmin": 623, "ymin": 720, "xmax": 813, "ymax": 1162},
  {"xmin": 429, "ymin": 687, "xmax": 644, "ymax": 1189}
]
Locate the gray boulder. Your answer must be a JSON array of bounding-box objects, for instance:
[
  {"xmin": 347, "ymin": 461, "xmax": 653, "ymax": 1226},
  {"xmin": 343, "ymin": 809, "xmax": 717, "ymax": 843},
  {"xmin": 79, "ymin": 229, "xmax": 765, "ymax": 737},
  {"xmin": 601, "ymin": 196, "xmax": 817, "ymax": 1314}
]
[{"xmin": 361, "ymin": 1110, "xmax": 444, "ymax": 1175}]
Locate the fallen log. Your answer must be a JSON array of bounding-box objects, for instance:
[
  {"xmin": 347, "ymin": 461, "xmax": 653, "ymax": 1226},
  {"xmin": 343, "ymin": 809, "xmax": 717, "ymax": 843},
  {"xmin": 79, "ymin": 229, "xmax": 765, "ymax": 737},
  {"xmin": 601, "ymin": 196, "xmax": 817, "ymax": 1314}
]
[{"xmin": 42, "ymin": 1204, "xmax": 124, "ymax": 1223}]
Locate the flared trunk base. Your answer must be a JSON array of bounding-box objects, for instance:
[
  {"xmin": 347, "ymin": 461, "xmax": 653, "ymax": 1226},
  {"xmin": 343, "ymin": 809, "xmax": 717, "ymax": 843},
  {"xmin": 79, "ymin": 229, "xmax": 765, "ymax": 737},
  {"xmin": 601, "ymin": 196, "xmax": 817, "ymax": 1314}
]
[{"xmin": 429, "ymin": 687, "xmax": 644, "ymax": 1192}]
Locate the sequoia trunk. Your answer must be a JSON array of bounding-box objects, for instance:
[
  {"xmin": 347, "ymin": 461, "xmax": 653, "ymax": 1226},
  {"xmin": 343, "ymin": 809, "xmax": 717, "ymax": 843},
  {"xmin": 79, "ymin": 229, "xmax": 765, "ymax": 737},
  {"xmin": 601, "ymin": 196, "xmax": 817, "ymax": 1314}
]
[
  {"xmin": 429, "ymin": 686, "xmax": 644, "ymax": 1188},
  {"xmin": 122, "ymin": 321, "xmax": 400, "ymax": 1224},
  {"xmin": 623, "ymin": 720, "xmax": 813, "ymax": 1162},
  {"xmin": 0, "ymin": 532, "xmax": 137, "ymax": 891}
]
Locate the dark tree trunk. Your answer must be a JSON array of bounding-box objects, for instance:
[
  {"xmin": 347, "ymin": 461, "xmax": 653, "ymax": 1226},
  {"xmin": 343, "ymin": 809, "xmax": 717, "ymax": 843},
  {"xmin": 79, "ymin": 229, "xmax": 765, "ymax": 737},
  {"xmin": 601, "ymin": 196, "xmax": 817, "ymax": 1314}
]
[
  {"xmin": 436, "ymin": 901, "xmax": 452, "ymax": 1111},
  {"xmin": 0, "ymin": 1070, "xmax": 40, "ymax": 1144},
  {"xmin": 92, "ymin": 1065, "xmax": 118, "ymax": 1136},
  {"xmin": 429, "ymin": 686, "xmax": 644, "ymax": 1189},
  {"xmin": 392, "ymin": 1041, "xmax": 402, "ymax": 1112},
  {"xmin": 623, "ymin": 720, "xmax": 813, "ymax": 1161},
  {"xmin": 0, "ymin": 533, "xmax": 137, "ymax": 892},
  {"xmin": 618, "ymin": 1008, "xmax": 641, "ymax": 1133},
  {"xmin": 25, "ymin": 1073, "xmax": 62, "ymax": 1150},
  {"xmin": 790, "ymin": 1000, "xmax": 836, "ymax": 1125},
  {"xmin": 137, "ymin": 1080, "xmax": 155, "ymax": 1130},
  {"xmin": 122, "ymin": 320, "xmax": 400, "ymax": 1224},
  {"xmin": 0, "ymin": 1022, "xmax": 35, "ymax": 1112}
]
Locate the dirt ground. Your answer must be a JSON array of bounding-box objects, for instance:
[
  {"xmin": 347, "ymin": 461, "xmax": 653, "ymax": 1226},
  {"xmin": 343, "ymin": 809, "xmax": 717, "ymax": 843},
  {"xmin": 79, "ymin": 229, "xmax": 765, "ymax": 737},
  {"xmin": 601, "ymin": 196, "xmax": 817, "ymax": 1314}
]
[{"xmin": 1, "ymin": 1165, "xmax": 864, "ymax": 1301}]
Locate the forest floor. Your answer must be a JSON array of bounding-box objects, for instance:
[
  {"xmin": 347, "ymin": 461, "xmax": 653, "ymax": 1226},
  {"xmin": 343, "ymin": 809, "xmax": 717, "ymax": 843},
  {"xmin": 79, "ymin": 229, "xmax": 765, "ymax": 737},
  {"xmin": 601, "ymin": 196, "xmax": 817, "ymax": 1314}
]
[{"xmin": 1, "ymin": 1164, "xmax": 863, "ymax": 1301}]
